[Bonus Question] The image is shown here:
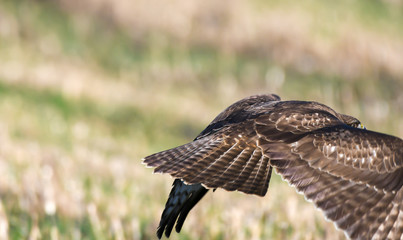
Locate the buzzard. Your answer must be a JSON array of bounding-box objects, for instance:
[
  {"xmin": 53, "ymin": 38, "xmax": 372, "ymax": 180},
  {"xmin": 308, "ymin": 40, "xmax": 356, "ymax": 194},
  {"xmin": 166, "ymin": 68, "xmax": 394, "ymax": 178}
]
[{"xmin": 143, "ymin": 94, "xmax": 403, "ymax": 239}]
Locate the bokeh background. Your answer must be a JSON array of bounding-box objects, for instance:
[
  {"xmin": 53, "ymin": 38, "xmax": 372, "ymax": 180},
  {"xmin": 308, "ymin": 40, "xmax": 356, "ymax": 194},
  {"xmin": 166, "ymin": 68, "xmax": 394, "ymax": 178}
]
[{"xmin": 1, "ymin": 0, "xmax": 403, "ymax": 239}]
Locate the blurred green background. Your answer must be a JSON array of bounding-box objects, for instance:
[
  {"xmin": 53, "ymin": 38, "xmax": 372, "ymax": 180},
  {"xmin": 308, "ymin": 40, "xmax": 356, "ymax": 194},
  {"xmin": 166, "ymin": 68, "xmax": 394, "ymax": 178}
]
[{"xmin": 0, "ymin": 0, "xmax": 402, "ymax": 239}]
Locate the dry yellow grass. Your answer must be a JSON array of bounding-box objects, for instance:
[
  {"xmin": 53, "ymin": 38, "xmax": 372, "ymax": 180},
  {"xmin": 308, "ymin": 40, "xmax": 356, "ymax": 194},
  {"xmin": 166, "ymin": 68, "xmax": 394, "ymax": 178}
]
[{"xmin": 57, "ymin": 0, "xmax": 403, "ymax": 80}]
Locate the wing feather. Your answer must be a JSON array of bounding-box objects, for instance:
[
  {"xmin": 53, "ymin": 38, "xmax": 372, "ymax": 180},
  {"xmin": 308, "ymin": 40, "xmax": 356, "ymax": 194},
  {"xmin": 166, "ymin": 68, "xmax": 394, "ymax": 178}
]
[
  {"xmin": 271, "ymin": 153, "xmax": 401, "ymax": 239},
  {"xmin": 304, "ymin": 127, "xmax": 403, "ymax": 173},
  {"xmin": 148, "ymin": 137, "xmax": 220, "ymax": 174},
  {"xmin": 390, "ymin": 203, "xmax": 403, "ymax": 238},
  {"xmin": 256, "ymin": 115, "xmax": 403, "ymax": 239},
  {"xmin": 227, "ymin": 149, "xmax": 264, "ymax": 194},
  {"xmin": 144, "ymin": 120, "xmax": 272, "ymax": 196},
  {"xmin": 347, "ymin": 190, "xmax": 394, "ymax": 238},
  {"xmin": 373, "ymin": 201, "xmax": 400, "ymax": 239},
  {"xmin": 290, "ymin": 127, "xmax": 403, "ymax": 192},
  {"xmin": 173, "ymin": 142, "xmax": 232, "ymax": 179},
  {"xmin": 203, "ymin": 148, "xmax": 253, "ymax": 188},
  {"xmin": 243, "ymin": 153, "xmax": 271, "ymax": 196},
  {"xmin": 185, "ymin": 141, "xmax": 244, "ymax": 185}
]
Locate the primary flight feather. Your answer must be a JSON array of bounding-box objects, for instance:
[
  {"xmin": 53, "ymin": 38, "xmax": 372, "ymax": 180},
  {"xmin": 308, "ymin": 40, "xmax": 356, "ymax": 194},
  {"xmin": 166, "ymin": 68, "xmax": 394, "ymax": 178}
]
[{"xmin": 143, "ymin": 94, "xmax": 403, "ymax": 239}]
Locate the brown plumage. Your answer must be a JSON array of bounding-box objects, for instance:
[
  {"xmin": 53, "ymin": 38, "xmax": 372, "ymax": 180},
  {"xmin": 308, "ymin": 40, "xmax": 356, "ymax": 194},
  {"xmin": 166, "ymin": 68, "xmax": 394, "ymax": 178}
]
[{"xmin": 142, "ymin": 94, "xmax": 403, "ymax": 239}]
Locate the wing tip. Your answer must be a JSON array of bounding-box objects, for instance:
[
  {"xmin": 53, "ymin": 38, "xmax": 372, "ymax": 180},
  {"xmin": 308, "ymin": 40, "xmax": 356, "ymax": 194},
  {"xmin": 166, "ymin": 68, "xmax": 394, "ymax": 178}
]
[
  {"xmin": 142, "ymin": 156, "xmax": 164, "ymax": 173},
  {"xmin": 141, "ymin": 157, "xmax": 152, "ymax": 167}
]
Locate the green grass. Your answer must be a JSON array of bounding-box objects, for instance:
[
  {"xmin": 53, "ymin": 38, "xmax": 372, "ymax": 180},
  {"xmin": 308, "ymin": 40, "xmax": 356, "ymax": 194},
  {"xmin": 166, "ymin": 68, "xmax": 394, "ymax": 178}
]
[
  {"xmin": 0, "ymin": 80, "xmax": 201, "ymax": 151},
  {"xmin": 256, "ymin": 0, "xmax": 403, "ymax": 36}
]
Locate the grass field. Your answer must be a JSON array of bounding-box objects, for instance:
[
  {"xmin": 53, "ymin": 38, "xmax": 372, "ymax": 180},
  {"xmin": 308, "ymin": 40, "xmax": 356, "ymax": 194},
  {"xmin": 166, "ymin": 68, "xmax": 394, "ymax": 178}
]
[{"xmin": 0, "ymin": 0, "xmax": 402, "ymax": 239}]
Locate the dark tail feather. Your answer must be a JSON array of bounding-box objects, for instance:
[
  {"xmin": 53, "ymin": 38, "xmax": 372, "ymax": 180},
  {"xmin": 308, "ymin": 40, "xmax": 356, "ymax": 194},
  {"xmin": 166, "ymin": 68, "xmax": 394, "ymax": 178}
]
[
  {"xmin": 175, "ymin": 187, "xmax": 208, "ymax": 233},
  {"xmin": 157, "ymin": 179, "xmax": 209, "ymax": 239}
]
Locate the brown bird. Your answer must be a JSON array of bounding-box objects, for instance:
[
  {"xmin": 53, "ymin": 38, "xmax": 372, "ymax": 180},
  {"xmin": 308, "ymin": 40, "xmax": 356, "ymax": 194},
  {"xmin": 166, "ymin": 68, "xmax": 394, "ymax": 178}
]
[{"xmin": 143, "ymin": 94, "xmax": 403, "ymax": 239}]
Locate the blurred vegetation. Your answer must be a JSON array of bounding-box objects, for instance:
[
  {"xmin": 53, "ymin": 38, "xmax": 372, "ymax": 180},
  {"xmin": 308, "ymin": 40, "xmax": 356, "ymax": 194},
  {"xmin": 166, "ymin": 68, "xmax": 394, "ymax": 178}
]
[{"xmin": 0, "ymin": 0, "xmax": 402, "ymax": 239}]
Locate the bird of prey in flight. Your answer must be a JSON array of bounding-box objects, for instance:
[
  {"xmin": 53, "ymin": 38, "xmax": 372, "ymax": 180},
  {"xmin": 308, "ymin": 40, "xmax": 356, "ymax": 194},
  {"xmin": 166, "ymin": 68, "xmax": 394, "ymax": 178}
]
[{"xmin": 143, "ymin": 94, "xmax": 403, "ymax": 239}]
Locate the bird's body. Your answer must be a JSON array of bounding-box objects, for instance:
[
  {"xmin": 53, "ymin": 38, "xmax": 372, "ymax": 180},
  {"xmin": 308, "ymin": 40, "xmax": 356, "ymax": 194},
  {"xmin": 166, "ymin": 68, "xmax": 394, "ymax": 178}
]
[{"xmin": 143, "ymin": 94, "xmax": 403, "ymax": 239}]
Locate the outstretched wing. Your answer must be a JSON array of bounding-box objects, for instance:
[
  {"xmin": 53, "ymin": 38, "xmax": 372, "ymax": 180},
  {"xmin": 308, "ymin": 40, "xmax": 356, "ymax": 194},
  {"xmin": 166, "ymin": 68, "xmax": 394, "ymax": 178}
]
[
  {"xmin": 143, "ymin": 98, "xmax": 344, "ymax": 197},
  {"xmin": 256, "ymin": 110, "xmax": 403, "ymax": 239},
  {"xmin": 144, "ymin": 120, "xmax": 273, "ymax": 197},
  {"xmin": 144, "ymin": 94, "xmax": 280, "ymax": 238},
  {"xmin": 144, "ymin": 94, "xmax": 281, "ymax": 197},
  {"xmin": 292, "ymin": 127, "xmax": 403, "ymax": 190},
  {"xmin": 271, "ymin": 154, "xmax": 400, "ymax": 239}
]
